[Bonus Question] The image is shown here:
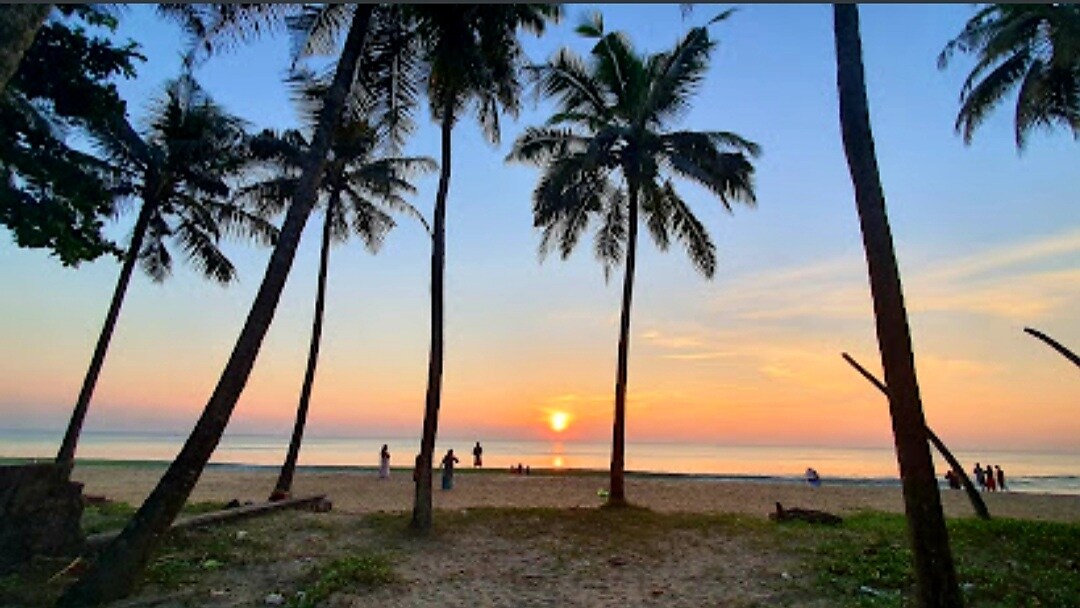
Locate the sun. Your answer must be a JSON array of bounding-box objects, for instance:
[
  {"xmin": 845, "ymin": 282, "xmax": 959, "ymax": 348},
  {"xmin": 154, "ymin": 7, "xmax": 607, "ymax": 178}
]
[{"xmin": 548, "ymin": 411, "xmax": 571, "ymax": 433}]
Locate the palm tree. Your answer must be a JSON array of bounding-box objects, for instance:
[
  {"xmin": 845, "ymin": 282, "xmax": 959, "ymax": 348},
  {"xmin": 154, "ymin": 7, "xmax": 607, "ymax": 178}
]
[
  {"xmin": 508, "ymin": 13, "xmax": 758, "ymax": 506},
  {"xmin": 57, "ymin": 7, "xmax": 379, "ymax": 605},
  {"xmin": 56, "ymin": 75, "xmax": 276, "ymax": 466},
  {"xmin": 403, "ymin": 4, "xmax": 561, "ymax": 532},
  {"xmin": 243, "ymin": 108, "xmax": 434, "ymax": 501},
  {"xmin": 833, "ymin": 5, "xmax": 962, "ymax": 606},
  {"xmin": 938, "ymin": 4, "xmax": 1080, "ymax": 150},
  {"xmin": 0, "ymin": 4, "xmax": 52, "ymax": 94}
]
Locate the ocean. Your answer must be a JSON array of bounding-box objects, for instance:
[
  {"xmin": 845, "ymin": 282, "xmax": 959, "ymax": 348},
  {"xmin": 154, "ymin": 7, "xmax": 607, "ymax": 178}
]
[{"xmin": 2, "ymin": 429, "xmax": 1078, "ymax": 495}]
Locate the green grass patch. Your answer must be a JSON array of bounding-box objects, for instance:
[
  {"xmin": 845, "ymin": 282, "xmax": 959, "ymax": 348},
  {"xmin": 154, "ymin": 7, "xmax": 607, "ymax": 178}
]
[
  {"xmin": 806, "ymin": 512, "xmax": 1080, "ymax": 607},
  {"xmin": 143, "ymin": 521, "xmax": 273, "ymax": 589},
  {"xmin": 287, "ymin": 552, "xmax": 397, "ymax": 607}
]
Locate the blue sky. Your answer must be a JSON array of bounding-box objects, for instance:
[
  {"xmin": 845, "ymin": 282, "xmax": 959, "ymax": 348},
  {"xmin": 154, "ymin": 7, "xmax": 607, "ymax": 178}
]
[{"xmin": 0, "ymin": 4, "xmax": 1076, "ymax": 452}]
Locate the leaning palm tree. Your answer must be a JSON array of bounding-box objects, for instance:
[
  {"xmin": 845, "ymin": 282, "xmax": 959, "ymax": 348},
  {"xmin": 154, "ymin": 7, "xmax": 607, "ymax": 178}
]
[
  {"xmin": 55, "ymin": 75, "xmax": 276, "ymax": 466},
  {"xmin": 834, "ymin": 5, "xmax": 962, "ymax": 606},
  {"xmin": 58, "ymin": 7, "xmax": 380, "ymax": 605},
  {"xmin": 508, "ymin": 13, "xmax": 758, "ymax": 506},
  {"xmin": 243, "ymin": 103, "xmax": 434, "ymax": 501},
  {"xmin": 938, "ymin": 4, "xmax": 1080, "ymax": 150},
  {"xmin": 401, "ymin": 4, "xmax": 560, "ymax": 532}
]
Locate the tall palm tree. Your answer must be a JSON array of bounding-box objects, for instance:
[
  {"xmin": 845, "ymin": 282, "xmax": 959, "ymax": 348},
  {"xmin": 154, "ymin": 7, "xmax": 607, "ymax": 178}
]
[
  {"xmin": 0, "ymin": 4, "xmax": 52, "ymax": 95},
  {"xmin": 58, "ymin": 7, "xmax": 378, "ymax": 605},
  {"xmin": 403, "ymin": 4, "xmax": 561, "ymax": 532},
  {"xmin": 938, "ymin": 4, "xmax": 1080, "ymax": 150},
  {"xmin": 56, "ymin": 75, "xmax": 276, "ymax": 466},
  {"xmin": 833, "ymin": 5, "xmax": 962, "ymax": 607},
  {"xmin": 508, "ymin": 13, "xmax": 758, "ymax": 506},
  {"xmin": 243, "ymin": 111, "xmax": 434, "ymax": 501}
]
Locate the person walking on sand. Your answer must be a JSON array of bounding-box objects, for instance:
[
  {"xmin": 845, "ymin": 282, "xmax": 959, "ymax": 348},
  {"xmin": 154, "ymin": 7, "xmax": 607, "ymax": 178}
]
[
  {"xmin": 472, "ymin": 441, "xmax": 483, "ymax": 468},
  {"xmin": 378, "ymin": 444, "xmax": 391, "ymax": 480},
  {"xmin": 974, "ymin": 462, "xmax": 985, "ymax": 491},
  {"xmin": 441, "ymin": 448, "xmax": 460, "ymax": 490},
  {"xmin": 996, "ymin": 465, "xmax": 1007, "ymax": 491}
]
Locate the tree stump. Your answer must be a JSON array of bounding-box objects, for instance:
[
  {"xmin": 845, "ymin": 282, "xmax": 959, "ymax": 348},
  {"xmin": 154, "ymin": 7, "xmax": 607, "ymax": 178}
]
[{"xmin": 0, "ymin": 462, "xmax": 85, "ymax": 573}]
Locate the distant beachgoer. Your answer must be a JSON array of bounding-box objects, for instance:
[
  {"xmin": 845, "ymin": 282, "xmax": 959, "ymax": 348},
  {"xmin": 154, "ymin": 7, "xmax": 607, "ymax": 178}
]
[
  {"xmin": 944, "ymin": 470, "xmax": 961, "ymax": 490},
  {"xmin": 995, "ymin": 465, "xmax": 1007, "ymax": 491},
  {"xmin": 525, "ymin": 465, "xmax": 531, "ymax": 476},
  {"xmin": 974, "ymin": 462, "xmax": 985, "ymax": 490},
  {"xmin": 986, "ymin": 465, "xmax": 997, "ymax": 492},
  {"xmin": 378, "ymin": 444, "xmax": 391, "ymax": 480},
  {"xmin": 805, "ymin": 467, "xmax": 821, "ymax": 488},
  {"xmin": 473, "ymin": 441, "xmax": 483, "ymax": 468},
  {"xmin": 441, "ymin": 449, "xmax": 460, "ymax": 490}
]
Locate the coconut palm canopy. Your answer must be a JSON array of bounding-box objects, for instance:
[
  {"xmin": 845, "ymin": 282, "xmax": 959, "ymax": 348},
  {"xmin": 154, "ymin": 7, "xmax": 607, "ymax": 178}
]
[
  {"xmin": 939, "ymin": 3, "xmax": 1080, "ymax": 149},
  {"xmin": 509, "ymin": 11, "xmax": 758, "ymax": 279}
]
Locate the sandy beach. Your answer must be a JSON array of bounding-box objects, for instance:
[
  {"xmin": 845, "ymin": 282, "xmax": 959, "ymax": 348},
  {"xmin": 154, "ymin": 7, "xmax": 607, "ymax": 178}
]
[{"xmin": 71, "ymin": 463, "xmax": 1080, "ymax": 523}]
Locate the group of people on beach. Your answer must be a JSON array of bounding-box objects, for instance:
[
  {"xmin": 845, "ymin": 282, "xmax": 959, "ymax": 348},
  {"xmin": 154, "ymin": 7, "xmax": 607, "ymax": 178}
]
[
  {"xmin": 973, "ymin": 462, "xmax": 1007, "ymax": 492},
  {"xmin": 945, "ymin": 462, "xmax": 1006, "ymax": 491},
  {"xmin": 377, "ymin": 441, "xmax": 485, "ymax": 491}
]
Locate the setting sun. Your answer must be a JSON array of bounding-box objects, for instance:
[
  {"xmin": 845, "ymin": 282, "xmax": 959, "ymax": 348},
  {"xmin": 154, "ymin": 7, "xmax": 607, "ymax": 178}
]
[{"xmin": 549, "ymin": 411, "xmax": 571, "ymax": 433}]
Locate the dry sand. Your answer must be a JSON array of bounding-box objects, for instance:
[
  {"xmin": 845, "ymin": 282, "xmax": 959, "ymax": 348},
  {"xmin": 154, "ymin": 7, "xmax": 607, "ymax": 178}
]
[{"xmin": 71, "ymin": 464, "xmax": 1080, "ymax": 522}]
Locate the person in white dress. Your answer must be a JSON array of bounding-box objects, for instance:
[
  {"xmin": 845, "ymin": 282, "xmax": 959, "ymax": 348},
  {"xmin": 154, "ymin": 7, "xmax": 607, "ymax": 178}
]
[{"xmin": 378, "ymin": 444, "xmax": 391, "ymax": 480}]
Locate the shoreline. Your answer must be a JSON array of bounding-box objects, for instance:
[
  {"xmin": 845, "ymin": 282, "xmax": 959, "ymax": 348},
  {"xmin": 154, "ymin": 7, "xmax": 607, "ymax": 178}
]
[{"xmin": 5, "ymin": 456, "xmax": 1077, "ymax": 496}]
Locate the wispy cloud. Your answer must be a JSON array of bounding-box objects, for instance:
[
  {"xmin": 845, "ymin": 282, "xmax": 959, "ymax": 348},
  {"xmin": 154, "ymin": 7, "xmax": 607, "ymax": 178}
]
[{"xmin": 705, "ymin": 229, "xmax": 1080, "ymax": 323}]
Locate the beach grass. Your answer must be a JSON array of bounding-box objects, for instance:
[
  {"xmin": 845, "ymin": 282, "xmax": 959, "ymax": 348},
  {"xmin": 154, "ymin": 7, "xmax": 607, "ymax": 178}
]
[{"xmin": 5, "ymin": 495, "xmax": 1080, "ymax": 606}]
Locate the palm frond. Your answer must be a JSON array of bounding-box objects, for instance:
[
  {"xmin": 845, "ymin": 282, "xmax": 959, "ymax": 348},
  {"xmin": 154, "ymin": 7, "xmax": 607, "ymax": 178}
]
[{"xmin": 660, "ymin": 131, "xmax": 757, "ymax": 208}]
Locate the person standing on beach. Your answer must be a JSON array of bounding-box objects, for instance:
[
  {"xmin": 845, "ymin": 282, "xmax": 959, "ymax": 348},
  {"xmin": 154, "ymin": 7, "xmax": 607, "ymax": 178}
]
[
  {"xmin": 472, "ymin": 441, "xmax": 483, "ymax": 468},
  {"xmin": 441, "ymin": 449, "xmax": 459, "ymax": 490},
  {"xmin": 974, "ymin": 462, "xmax": 985, "ymax": 490},
  {"xmin": 378, "ymin": 444, "xmax": 391, "ymax": 480},
  {"xmin": 996, "ymin": 465, "xmax": 1007, "ymax": 491},
  {"xmin": 986, "ymin": 465, "xmax": 997, "ymax": 492}
]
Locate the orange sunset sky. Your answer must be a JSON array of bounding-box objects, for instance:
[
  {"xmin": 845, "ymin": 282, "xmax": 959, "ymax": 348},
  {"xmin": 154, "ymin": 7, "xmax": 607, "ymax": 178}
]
[{"xmin": 0, "ymin": 5, "xmax": 1076, "ymax": 454}]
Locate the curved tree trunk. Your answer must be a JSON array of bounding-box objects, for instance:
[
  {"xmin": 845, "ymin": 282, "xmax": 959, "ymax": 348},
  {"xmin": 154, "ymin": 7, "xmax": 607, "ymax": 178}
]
[
  {"xmin": 271, "ymin": 194, "xmax": 337, "ymax": 501},
  {"xmin": 411, "ymin": 107, "xmax": 453, "ymax": 533},
  {"xmin": 833, "ymin": 6, "xmax": 962, "ymax": 607},
  {"xmin": 0, "ymin": 4, "xmax": 51, "ymax": 95},
  {"xmin": 56, "ymin": 8, "xmax": 375, "ymax": 605},
  {"xmin": 56, "ymin": 199, "xmax": 157, "ymax": 466},
  {"xmin": 1023, "ymin": 327, "xmax": 1080, "ymax": 369},
  {"xmin": 841, "ymin": 352, "xmax": 990, "ymax": 520},
  {"xmin": 609, "ymin": 184, "xmax": 639, "ymax": 507}
]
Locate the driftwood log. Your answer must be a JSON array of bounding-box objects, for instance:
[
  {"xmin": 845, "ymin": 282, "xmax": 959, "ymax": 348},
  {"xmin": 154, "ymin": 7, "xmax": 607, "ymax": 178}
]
[{"xmin": 768, "ymin": 502, "xmax": 843, "ymax": 525}]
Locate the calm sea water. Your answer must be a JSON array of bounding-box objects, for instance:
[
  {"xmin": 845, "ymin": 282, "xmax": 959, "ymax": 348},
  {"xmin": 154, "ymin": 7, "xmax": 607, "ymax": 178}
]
[{"xmin": 2, "ymin": 429, "xmax": 1078, "ymax": 495}]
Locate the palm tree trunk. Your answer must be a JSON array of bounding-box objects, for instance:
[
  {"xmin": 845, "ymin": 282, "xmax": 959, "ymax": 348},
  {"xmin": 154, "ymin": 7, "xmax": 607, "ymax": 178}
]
[
  {"xmin": 56, "ymin": 8, "xmax": 374, "ymax": 606},
  {"xmin": 411, "ymin": 105, "xmax": 453, "ymax": 533},
  {"xmin": 609, "ymin": 184, "xmax": 639, "ymax": 507},
  {"xmin": 833, "ymin": 6, "xmax": 962, "ymax": 607},
  {"xmin": 0, "ymin": 4, "xmax": 51, "ymax": 95},
  {"xmin": 1023, "ymin": 327, "xmax": 1080, "ymax": 369},
  {"xmin": 271, "ymin": 194, "xmax": 337, "ymax": 500},
  {"xmin": 841, "ymin": 352, "xmax": 990, "ymax": 520},
  {"xmin": 56, "ymin": 199, "xmax": 156, "ymax": 466}
]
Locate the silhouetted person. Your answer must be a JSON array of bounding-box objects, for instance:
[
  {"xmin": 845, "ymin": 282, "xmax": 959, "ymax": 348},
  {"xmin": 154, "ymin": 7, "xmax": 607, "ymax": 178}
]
[
  {"xmin": 472, "ymin": 441, "xmax": 483, "ymax": 468},
  {"xmin": 974, "ymin": 462, "xmax": 985, "ymax": 491},
  {"xmin": 995, "ymin": 465, "xmax": 1007, "ymax": 491},
  {"xmin": 986, "ymin": 464, "xmax": 997, "ymax": 492},
  {"xmin": 378, "ymin": 444, "xmax": 390, "ymax": 480},
  {"xmin": 944, "ymin": 470, "xmax": 961, "ymax": 490},
  {"xmin": 441, "ymin": 449, "xmax": 459, "ymax": 490},
  {"xmin": 805, "ymin": 467, "xmax": 821, "ymax": 488}
]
